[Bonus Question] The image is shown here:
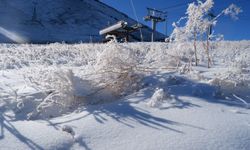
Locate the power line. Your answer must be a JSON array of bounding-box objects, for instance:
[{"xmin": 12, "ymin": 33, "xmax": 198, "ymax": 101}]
[
  {"xmin": 129, "ymin": 0, "xmax": 144, "ymax": 41},
  {"xmin": 159, "ymin": 0, "xmax": 194, "ymax": 11}
]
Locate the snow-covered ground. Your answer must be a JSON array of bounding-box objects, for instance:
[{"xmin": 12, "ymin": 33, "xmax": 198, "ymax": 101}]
[{"xmin": 0, "ymin": 41, "xmax": 250, "ymax": 150}]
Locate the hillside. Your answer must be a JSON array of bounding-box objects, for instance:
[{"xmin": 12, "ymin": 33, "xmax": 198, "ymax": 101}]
[{"xmin": 0, "ymin": 0, "xmax": 164, "ymax": 43}]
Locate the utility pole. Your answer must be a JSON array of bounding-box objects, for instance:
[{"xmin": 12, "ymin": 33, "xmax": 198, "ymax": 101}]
[
  {"xmin": 208, "ymin": 11, "xmax": 216, "ymax": 40},
  {"xmin": 164, "ymin": 14, "xmax": 168, "ymax": 36},
  {"xmin": 32, "ymin": 2, "xmax": 38, "ymax": 22},
  {"xmin": 144, "ymin": 8, "xmax": 167, "ymax": 42}
]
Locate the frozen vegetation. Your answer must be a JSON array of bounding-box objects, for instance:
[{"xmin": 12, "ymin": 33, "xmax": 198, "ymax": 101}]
[
  {"xmin": 0, "ymin": 0, "xmax": 249, "ymax": 149},
  {"xmin": 0, "ymin": 41, "xmax": 250, "ymax": 149}
]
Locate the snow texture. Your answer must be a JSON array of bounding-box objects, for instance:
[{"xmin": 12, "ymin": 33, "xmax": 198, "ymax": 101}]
[{"xmin": 0, "ymin": 41, "xmax": 250, "ymax": 150}]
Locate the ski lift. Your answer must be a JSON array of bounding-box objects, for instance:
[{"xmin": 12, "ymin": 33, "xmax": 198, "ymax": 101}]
[{"xmin": 99, "ymin": 20, "xmax": 143, "ymax": 42}]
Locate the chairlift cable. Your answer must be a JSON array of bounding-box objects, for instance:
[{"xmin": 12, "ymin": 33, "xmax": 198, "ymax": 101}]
[
  {"xmin": 159, "ymin": 0, "xmax": 194, "ymax": 11},
  {"xmin": 130, "ymin": 0, "xmax": 144, "ymax": 41}
]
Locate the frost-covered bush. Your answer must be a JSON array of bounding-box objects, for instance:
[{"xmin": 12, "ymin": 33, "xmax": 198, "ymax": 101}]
[
  {"xmin": 0, "ymin": 43, "xmax": 101, "ymax": 70},
  {"xmin": 209, "ymin": 77, "xmax": 250, "ymax": 99},
  {"xmin": 231, "ymin": 53, "xmax": 250, "ymax": 73},
  {"xmin": 143, "ymin": 42, "xmax": 182, "ymax": 69},
  {"xmin": 20, "ymin": 43, "xmax": 148, "ymax": 119},
  {"xmin": 23, "ymin": 68, "xmax": 95, "ymax": 119},
  {"xmin": 94, "ymin": 43, "xmax": 143, "ymax": 97},
  {"xmin": 207, "ymin": 41, "xmax": 250, "ymax": 98}
]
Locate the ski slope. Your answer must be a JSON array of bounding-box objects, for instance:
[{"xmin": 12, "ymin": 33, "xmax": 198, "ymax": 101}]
[{"xmin": 0, "ymin": 0, "xmax": 164, "ymax": 43}]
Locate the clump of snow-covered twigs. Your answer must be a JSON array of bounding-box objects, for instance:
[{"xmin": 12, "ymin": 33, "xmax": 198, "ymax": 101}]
[
  {"xmin": 224, "ymin": 4, "xmax": 243, "ymax": 20},
  {"xmin": 94, "ymin": 43, "xmax": 143, "ymax": 97},
  {"xmin": 147, "ymin": 88, "xmax": 167, "ymax": 108},
  {"xmin": 147, "ymin": 87, "xmax": 182, "ymax": 108},
  {"xmin": 23, "ymin": 68, "xmax": 93, "ymax": 119}
]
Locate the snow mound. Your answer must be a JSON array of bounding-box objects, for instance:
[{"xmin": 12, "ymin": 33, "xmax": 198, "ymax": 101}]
[
  {"xmin": 147, "ymin": 88, "xmax": 167, "ymax": 107},
  {"xmin": 147, "ymin": 88, "xmax": 179, "ymax": 108}
]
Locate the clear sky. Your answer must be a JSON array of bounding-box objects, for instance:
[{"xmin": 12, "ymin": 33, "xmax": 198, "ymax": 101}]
[{"xmin": 101, "ymin": 0, "xmax": 250, "ymax": 40}]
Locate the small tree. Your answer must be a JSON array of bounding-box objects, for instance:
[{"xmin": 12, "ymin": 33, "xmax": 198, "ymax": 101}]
[
  {"xmin": 203, "ymin": 3, "xmax": 242, "ymax": 68},
  {"xmin": 185, "ymin": 0, "xmax": 214, "ymax": 66},
  {"xmin": 171, "ymin": 0, "xmax": 242, "ymax": 68}
]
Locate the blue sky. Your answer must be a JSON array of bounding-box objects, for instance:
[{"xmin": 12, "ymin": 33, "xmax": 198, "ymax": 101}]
[{"xmin": 101, "ymin": 0, "xmax": 250, "ymax": 40}]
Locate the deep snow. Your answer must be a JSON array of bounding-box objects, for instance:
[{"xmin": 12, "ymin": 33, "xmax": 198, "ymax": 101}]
[{"xmin": 0, "ymin": 41, "xmax": 250, "ymax": 150}]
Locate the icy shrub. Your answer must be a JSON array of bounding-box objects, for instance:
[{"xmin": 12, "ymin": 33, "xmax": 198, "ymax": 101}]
[
  {"xmin": 208, "ymin": 77, "xmax": 250, "ymax": 98},
  {"xmin": 232, "ymin": 53, "xmax": 250, "ymax": 74},
  {"xmin": 24, "ymin": 68, "xmax": 93, "ymax": 119},
  {"xmin": 169, "ymin": 42, "xmax": 194, "ymax": 72},
  {"xmin": 30, "ymin": 69, "xmax": 78, "ymax": 104},
  {"xmin": 144, "ymin": 43, "xmax": 180, "ymax": 68},
  {"xmin": 94, "ymin": 43, "xmax": 143, "ymax": 97},
  {"xmin": 0, "ymin": 43, "xmax": 100, "ymax": 70}
]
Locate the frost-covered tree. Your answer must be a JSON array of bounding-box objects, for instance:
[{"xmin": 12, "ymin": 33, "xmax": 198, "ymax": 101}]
[
  {"xmin": 202, "ymin": 3, "xmax": 242, "ymax": 68},
  {"xmin": 185, "ymin": 0, "xmax": 214, "ymax": 66},
  {"xmin": 171, "ymin": 0, "xmax": 242, "ymax": 68}
]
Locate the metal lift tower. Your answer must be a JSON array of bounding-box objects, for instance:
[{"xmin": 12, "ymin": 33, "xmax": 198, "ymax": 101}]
[{"xmin": 144, "ymin": 8, "xmax": 167, "ymax": 42}]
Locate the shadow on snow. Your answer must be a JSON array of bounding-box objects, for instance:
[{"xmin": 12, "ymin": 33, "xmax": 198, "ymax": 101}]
[{"xmin": 0, "ymin": 106, "xmax": 43, "ymax": 150}]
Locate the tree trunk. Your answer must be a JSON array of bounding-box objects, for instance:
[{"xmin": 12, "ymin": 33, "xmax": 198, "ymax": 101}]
[
  {"xmin": 193, "ymin": 31, "xmax": 198, "ymax": 66},
  {"xmin": 206, "ymin": 30, "xmax": 211, "ymax": 68}
]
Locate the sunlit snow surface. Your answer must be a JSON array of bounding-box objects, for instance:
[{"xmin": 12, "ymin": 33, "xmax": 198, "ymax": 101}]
[{"xmin": 0, "ymin": 42, "xmax": 249, "ymax": 150}]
